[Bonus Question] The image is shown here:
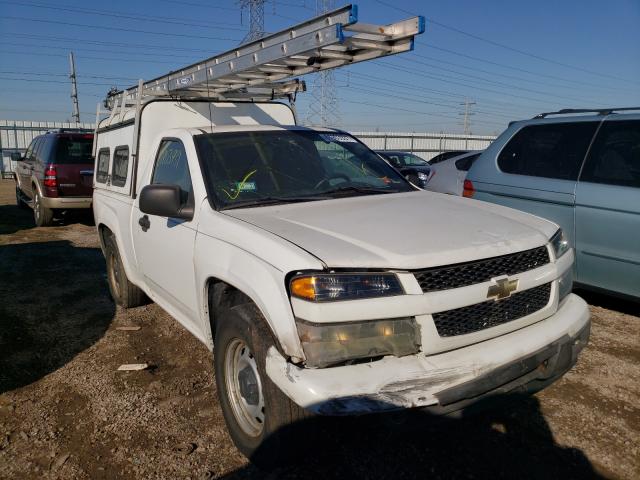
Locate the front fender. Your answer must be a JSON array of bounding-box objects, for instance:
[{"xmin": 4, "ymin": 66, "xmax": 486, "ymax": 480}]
[{"xmin": 194, "ymin": 208, "xmax": 324, "ymax": 359}]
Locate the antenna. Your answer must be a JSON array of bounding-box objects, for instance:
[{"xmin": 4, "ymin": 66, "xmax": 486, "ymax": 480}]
[
  {"xmin": 459, "ymin": 98, "xmax": 476, "ymax": 135},
  {"xmin": 306, "ymin": 0, "xmax": 341, "ymax": 127},
  {"xmin": 238, "ymin": 0, "xmax": 267, "ymax": 43},
  {"xmin": 69, "ymin": 52, "xmax": 80, "ymax": 125}
]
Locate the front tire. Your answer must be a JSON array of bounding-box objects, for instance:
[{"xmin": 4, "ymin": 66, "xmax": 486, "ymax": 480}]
[
  {"xmin": 214, "ymin": 304, "xmax": 311, "ymax": 467},
  {"xmin": 33, "ymin": 190, "xmax": 54, "ymax": 226},
  {"xmin": 104, "ymin": 233, "xmax": 147, "ymax": 308}
]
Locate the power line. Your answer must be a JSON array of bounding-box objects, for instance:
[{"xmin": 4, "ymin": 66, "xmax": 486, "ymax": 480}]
[
  {"xmin": 392, "ymin": 56, "xmax": 610, "ymax": 106},
  {"xmin": 371, "ymin": 0, "xmax": 640, "ymax": 86},
  {"xmin": 0, "ymin": 1, "xmax": 247, "ymax": 31},
  {"xmin": 2, "ymin": 16, "xmax": 243, "ymax": 42},
  {"xmin": 0, "ymin": 76, "xmax": 119, "ymax": 86},
  {"xmin": 1, "ymin": 42, "xmax": 202, "ymax": 60},
  {"xmin": 0, "ymin": 50, "xmax": 187, "ymax": 65},
  {"xmin": 0, "ymin": 70, "xmax": 139, "ymax": 81},
  {"xmin": 422, "ymin": 43, "xmax": 629, "ymax": 91},
  {"xmin": 0, "ymin": 33, "xmax": 215, "ymax": 54}
]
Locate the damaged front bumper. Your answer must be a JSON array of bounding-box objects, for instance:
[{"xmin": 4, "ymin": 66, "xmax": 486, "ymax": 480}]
[{"xmin": 265, "ymin": 293, "xmax": 590, "ymax": 416}]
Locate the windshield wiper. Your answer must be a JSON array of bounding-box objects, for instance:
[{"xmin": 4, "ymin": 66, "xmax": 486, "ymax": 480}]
[
  {"xmin": 319, "ymin": 185, "xmax": 396, "ymax": 197},
  {"xmin": 221, "ymin": 195, "xmax": 330, "ymax": 210}
]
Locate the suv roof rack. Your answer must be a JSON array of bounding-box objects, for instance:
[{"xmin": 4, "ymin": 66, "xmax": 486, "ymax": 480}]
[
  {"xmin": 45, "ymin": 128, "xmax": 93, "ymax": 134},
  {"xmin": 104, "ymin": 4, "xmax": 425, "ymax": 109},
  {"xmin": 533, "ymin": 107, "xmax": 640, "ymax": 119}
]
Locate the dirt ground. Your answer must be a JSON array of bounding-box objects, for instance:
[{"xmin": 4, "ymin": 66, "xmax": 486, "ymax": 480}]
[{"xmin": 0, "ymin": 178, "xmax": 638, "ymax": 480}]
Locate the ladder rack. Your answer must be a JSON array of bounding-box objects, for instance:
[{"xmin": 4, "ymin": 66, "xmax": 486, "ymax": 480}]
[{"xmin": 105, "ymin": 4, "xmax": 425, "ymax": 109}]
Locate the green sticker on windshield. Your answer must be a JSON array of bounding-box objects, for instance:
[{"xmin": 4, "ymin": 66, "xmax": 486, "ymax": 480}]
[{"xmin": 235, "ymin": 181, "xmax": 256, "ymax": 192}]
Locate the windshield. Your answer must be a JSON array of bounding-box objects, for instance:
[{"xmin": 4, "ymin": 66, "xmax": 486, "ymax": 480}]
[{"xmin": 195, "ymin": 130, "xmax": 414, "ymax": 209}]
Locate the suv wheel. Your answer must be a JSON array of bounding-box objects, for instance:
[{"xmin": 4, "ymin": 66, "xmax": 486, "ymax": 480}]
[
  {"xmin": 104, "ymin": 233, "xmax": 147, "ymax": 308},
  {"xmin": 214, "ymin": 304, "xmax": 311, "ymax": 467},
  {"xmin": 33, "ymin": 190, "xmax": 54, "ymax": 226}
]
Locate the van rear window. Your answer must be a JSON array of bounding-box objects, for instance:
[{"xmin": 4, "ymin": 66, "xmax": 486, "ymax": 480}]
[{"xmin": 54, "ymin": 137, "xmax": 93, "ymax": 164}]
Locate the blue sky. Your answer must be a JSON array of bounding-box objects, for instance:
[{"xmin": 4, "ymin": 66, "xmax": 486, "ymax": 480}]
[{"xmin": 1, "ymin": 0, "xmax": 639, "ymax": 134}]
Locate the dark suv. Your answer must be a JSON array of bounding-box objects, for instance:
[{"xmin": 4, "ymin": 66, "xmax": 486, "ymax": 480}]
[{"xmin": 13, "ymin": 129, "xmax": 94, "ymax": 226}]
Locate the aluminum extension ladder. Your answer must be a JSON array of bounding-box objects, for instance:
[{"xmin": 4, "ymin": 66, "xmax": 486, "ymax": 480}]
[{"xmin": 104, "ymin": 4, "xmax": 425, "ymax": 109}]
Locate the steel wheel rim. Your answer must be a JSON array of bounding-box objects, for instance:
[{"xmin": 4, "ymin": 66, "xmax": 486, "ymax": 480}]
[{"xmin": 224, "ymin": 338, "xmax": 265, "ymax": 437}]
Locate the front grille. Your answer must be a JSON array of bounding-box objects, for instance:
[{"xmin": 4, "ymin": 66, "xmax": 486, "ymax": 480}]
[
  {"xmin": 432, "ymin": 283, "xmax": 552, "ymax": 337},
  {"xmin": 414, "ymin": 246, "xmax": 549, "ymax": 293}
]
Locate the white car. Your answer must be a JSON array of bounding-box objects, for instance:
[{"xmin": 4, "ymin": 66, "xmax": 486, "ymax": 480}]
[
  {"xmin": 93, "ymin": 100, "xmax": 590, "ymax": 464},
  {"xmin": 425, "ymin": 150, "xmax": 482, "ymax": 195}
]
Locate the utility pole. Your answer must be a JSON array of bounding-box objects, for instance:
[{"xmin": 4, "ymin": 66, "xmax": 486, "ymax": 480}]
[
  {"xmin": 305, "ymin": 0, "xmax": 340, "ymax": 127},
  {"xmin": 69, "ymin": 52, "xmax": 80, "ymax": 125},
  {"xmin": 459, "ymin": 98, "xmax": 476, "ymax": 135},
  {"xmin": 238, "ymin": 0, "xmax": 266, "ymax": 43}
]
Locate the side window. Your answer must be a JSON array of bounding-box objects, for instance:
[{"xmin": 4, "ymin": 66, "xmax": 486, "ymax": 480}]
[
  {"xmin": 498, "ymin": 122, "xmax": 599, "ymax": 181},
  {"xmin": 23, "ymin": 140, "xmax": 35, "ymax": 161},
  {"xmin": 29, "ymin": 138, "xmax": 42, "ymax": 162},
  {"xmin": 580, "ymin": 120, "xmax": 640, "ymax": 189},
  {"xmin": 36, "ymin": 137, "xmax": 52, "ymax": 164},
  {"xmin": 111, "ymin": 146, "xmax": 129, "ymax": 187},
  {"xmin": 96, "ymin": 148, "xmax": 110, "ymax": 184},
  {"xmin": 151, "ymin": 140, "xmax": 192, "ymax": 204}
]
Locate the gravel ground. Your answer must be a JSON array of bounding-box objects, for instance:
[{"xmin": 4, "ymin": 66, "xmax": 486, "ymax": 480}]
[{"xmin": 0, "ymin": 179, "xmax": 638, "ymax": 480}]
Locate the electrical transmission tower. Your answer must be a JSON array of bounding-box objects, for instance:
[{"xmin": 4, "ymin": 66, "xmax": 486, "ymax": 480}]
[
  {"xmin": 459, "ymin": 99, "xmax": 476, "ymax": 135},
  {"xmin": 305, "ymin": 0, "xmax": 341, "ymax": 127},
  {"xmin": 68, "ymin": 52, "xmax": 80, "ymax": 125},
  {"xmin": 238, "ymin": 0, "xmax": 266, "ymax": 43}
]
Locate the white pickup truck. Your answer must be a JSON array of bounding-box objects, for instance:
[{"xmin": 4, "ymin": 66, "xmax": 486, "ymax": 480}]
[{"xmin": 92, "ymin": 98, "xmax": 590, "ymax": 462}]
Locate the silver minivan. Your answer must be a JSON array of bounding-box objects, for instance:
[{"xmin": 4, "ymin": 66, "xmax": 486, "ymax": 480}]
[{"xmin": 465, "ymin": 108, "xmax": 640, "ymax": 299}]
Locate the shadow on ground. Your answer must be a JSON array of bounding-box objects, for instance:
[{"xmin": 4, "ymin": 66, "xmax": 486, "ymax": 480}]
[
  {"xmin": 0, "ymin": 240, "xmax": 114, "ymax": 393},
  {"xmin": 220, "ymin": 394, "xmax": 602, "ymax": 480},
  {"xmin": 0, "ymin": 202, "xmax": 95, "ymax": 236},
  {"xmin": 575, "ymin": 287, "xmax": 639, "ymax": 316}
]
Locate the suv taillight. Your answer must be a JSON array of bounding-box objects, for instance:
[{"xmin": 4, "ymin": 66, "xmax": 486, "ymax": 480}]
[
  {"xmin": 44, "ymin": 164, "xmax": 57, "ymax": 188},
  {"xmin": 462, "ymin": 179, "xmax": 475, "ymax": 198}
]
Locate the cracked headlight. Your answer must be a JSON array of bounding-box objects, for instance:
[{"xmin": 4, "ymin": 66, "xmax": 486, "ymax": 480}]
[
  {"xmin": 550, "ymin": 229, "xmax": 570, "ymax": 260},
  {"xmin": 290, "ymin": 273, "xmax": 404, "ymax": 302},
  {"xmin": 296, "ymin": 317, "xmax": 421, "ymax": 368}
]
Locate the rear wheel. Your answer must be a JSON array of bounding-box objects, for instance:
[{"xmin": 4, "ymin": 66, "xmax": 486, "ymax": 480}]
[
  {"xmin": 33, "ymin": 190, "xmax": 54, "ymax": 226},
  {"xmin": 104, "ymin": 233, "xmax": 147, "ymax": 308},
  {"xmin": 214, "ymin": 304, "xmax": 311, "ymax": 467}
]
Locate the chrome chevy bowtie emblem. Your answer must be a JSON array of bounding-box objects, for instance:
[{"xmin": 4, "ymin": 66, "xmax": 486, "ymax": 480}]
[{"xmin": 487, "ymin": 278, "xmax": 519, "ymax": 301}]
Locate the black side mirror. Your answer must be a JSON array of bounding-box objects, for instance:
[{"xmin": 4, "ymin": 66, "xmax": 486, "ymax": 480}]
[
  {"xmin": 139, "ymin": 184, "xmax": 194, "ymax": 220},
  {"xmin": 10, "ymin": 152, "xmax": 22, "ymax": 161}
]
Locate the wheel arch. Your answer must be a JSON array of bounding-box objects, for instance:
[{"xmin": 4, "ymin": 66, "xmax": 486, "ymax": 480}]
[{"xmin": 204, "ymin": 276, "xmax": 291, "ymax": 360}]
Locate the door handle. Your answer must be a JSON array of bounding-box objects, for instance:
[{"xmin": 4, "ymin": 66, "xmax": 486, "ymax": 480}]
[{"xmin": 138, "ymin": 215, "xmax": 150, "ymax": 232}]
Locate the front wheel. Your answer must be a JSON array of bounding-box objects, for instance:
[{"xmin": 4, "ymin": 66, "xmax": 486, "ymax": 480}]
[{"xmin": 214, "ymin": 305, "xmax": 311, "ymax": 466}]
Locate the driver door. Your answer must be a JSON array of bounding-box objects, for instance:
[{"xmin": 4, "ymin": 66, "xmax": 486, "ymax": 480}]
[{"xmin": 132, "ymin": 138, "xmax": 200, "ymax": 330}]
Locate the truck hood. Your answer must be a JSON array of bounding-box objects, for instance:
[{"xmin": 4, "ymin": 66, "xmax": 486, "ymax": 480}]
[{"xmin": 223, "ymin": 191, "xmax": 557, "ymax": 269}]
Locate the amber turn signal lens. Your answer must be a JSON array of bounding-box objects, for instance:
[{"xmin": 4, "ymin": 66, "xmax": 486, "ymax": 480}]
[{"xmin": 291, "ymin": 276, "xmax": 316, "ymax": 301}]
